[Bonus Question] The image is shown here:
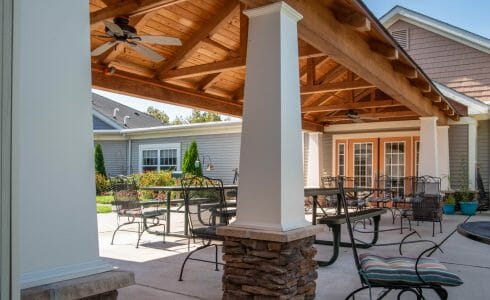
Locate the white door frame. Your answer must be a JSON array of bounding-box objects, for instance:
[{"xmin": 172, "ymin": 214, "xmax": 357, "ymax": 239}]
[{"xmin": 0, "ymin": 0, "xmax": 13, "ymax": 298}]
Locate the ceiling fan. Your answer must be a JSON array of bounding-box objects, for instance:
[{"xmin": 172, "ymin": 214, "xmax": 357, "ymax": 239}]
[
  {"xmin": 91, "ymin": 16, "xmax": 182, "ymax": 62},
  {"xmin": 327, "ymin": 109, "xmax": 380, "ymax": 123}
]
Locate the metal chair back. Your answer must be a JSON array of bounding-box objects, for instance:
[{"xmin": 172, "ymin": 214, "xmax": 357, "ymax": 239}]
[{"xmin": 110, "ymin": 176, "xmax": 140, "ymax": 213}]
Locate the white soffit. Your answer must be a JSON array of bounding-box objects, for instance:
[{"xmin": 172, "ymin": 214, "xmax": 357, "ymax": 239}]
[{"xmin": 380, "ymin": 6, "xmax": 490, "ymax": 54}]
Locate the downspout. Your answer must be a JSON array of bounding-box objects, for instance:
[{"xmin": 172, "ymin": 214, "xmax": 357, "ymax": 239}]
[{"xmin": 127, "ymin": 138, "xmax": 132, "ymax": 175}]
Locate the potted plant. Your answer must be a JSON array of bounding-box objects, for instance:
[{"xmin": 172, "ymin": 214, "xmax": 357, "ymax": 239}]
[
  {"xmin": 459, "ymin": 190, "xmax": 478, "ymax": 216},
  {"xmin": 443, "ymin": 194, "xmax": 456, "ymax": 215}
]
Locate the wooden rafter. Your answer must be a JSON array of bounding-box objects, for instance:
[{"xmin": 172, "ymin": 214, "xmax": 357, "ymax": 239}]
[
  {"xmin": 161, "ymin": 57, "xmax": 246, "ymax": 80},
  {"xmin": 300, "ymin": 79, "xmax": 374, "ymax": 95},
  {"xmin": 91, "ymin": 0, "xmax": 188, "ymax": 25},
  {"xmin": 155, "ymin": 0, "xmax": 240, "ymax": 79},
  {"xmin": 302, "ymin": 99, "xmax": 402, "ymax": 113}
]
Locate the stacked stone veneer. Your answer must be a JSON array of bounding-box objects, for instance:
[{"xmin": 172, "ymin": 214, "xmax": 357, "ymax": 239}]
[{"xmin": 221, "ymin": 235, "xmax": 317, "ymax": 299}]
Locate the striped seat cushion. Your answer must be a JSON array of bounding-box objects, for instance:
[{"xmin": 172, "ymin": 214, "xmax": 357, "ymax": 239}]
[{"xmin": 359, "ymin": 253, "xmax": 463, "ymax": 286}]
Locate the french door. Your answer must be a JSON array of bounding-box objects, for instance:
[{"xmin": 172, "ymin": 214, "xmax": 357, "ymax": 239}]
[
  {"xmin": 347, "ymin": 138, "xmax": 378, "ymax": 187},
  {"xmin": 380, "ymin": 137, "xmax": 413, "ymax": 195}
]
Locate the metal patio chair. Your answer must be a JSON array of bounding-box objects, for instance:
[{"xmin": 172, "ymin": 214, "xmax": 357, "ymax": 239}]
[
  {"xmin": 178, "ymin": 175, "xmax": 231, "ymax": 281},
  {"xmin": 110, "ymin": 175, "xmax": 165, "ymax": 248},
  {"xmin": 338, "ymin": 178, "xmax": 463, "ymax": 300}
]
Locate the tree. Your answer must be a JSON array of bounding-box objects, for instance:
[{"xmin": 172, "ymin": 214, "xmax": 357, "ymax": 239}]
[
  {"xmin": 186, "ymin": 110, "xmax": 222, "ymax": 123},
  {"xmin": 182, "ymin": 140, "xmax": 202, "ymax": 176},
  {"xmin": 94, "ymin": 144, "xmax": 107, "ymax": 177},
  {"xmin": 147, "ymin": 106, "xmax": 170, "ymax": 125},
  {"xmin": 171, "ymin": 115, "xmax": 186, "ymax": 125}
]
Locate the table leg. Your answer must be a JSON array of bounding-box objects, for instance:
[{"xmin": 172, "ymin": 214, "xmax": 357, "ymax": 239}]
[
  {"xmin": 316, "ymin": 225, "xmax": 341, "ymax": 267},
  {"xmin": 371, "ymin": 215, "xmax": 381, "ymax": 245},
  {"xmin": 166, "ymin": 191, "xmax": 171, "ymax": 234},
  {"xmin": 312, "ymin": 195, "xmax": 318, "ymax": 225}
]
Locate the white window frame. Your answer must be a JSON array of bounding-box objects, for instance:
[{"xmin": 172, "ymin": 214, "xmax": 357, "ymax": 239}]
[
  {"xmin": 138, "ymin": 143, "xmax": 181, "ymax": 172},
  {"xmin": 353, "ymin": 142, "xmax": 374, "ymax": 188},
  {"xmin": 384, "ymin": 141, "xmax": 406, "ymax": 193},
  {"xmin": 337, "ymin": 143, "xmax": 346, "ymax": 177}
]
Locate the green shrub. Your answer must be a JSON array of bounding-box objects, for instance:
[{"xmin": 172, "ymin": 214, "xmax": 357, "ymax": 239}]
[
  {"xmin": 96, "ymin": 204, "xmax": 112, "ymax": 214},
  {"xmin": 445, "ymin": 194, "xmax": 456, "ymax": 205},
  {"xmin": 135, "ymin": 171, "xmax": 175, "ymax": 199},
  {"xmin": 182, "ymin": 140, "xmax": 202, "ymax": 176},
  {"xmin": 94, "ymin": 144, "xmax": 107, "ymax": 177},
  {"xmin": 95, "ymin": 173, "xmax": 110, "ymax": 195},
  {"xmin": 96, "ymin": 195, "xmax": 113, "ymax": 204}
]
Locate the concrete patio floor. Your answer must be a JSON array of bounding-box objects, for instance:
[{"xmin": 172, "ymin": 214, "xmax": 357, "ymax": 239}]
[{"xmin": 98, "ymin": 210, "xmax": 490, "ymax": 299}]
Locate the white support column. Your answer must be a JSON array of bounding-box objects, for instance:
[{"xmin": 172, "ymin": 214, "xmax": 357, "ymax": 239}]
[
  {"xmin": 467, "ymin": 118, "xmax": 478, "ymax": 190},
  {"xmin": 233, "ymin": 2, "xmax": 309, "ymax": 231},
  {"xmin": 437, "ymin": 126, "xmax": 450, "ymax": 190},
  {"xmin": 419, "ymin": 117, "xmax": 439, "ymax": 177},
  {"xmin": 306, "ymin": 132, "xmax": 323, "ymax": 187},
  {"xmin": 12, "ymin": 0, "xmax": 111, "ymax": 289}
]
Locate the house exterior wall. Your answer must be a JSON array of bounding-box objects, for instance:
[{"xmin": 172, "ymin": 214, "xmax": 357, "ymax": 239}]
[
  {"xmin": 95, "ymin": 140, "xmax": 128, "ymax": 176},
  {"xmin": 448, "ymin": 124, "xmax": 469, "ymax": 189},
  {"xmin": 477, "ymin": 120, "xmax": 490, "ymax": 192},
  {"xmin": 303, "ymin": 134, "xmax": 309, "ymax": 185},
  {"xmin": 322, "ymin": 133, "xmax": 333, "ymax": 177},
  {"xmin": 128, "ymin": 132, "xmax": 241, "ymax": 185},
  {"xmin": 93, "ymin": 116, "xmax": 116, "ymax": 130},
  {"xmin": 388, "ymin": 20, "xmax": 490, "ymax": 102}
]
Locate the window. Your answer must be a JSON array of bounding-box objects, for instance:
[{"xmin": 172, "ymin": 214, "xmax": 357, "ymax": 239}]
[
  {"xmin": 385, "ymin": 142, "xmax": 406, "ymax": 195},
  {"xmin": 338, "ymin": 143, "xmax": 346, "ymax": 176},
  {"xmin": 353, "ymin": 143, "xmax": 373, "ymax": 187},
  {"xmin": 139, "ymin": 144, "xmax": 180, "ymax": 172}
]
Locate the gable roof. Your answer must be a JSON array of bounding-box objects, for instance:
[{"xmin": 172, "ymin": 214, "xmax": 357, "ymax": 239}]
[
  {"xmin": 433, "ymin": 82, "xmax": 488, "ymax": 115},
  {"xmin": 92, "ymin": 92, "xmax": 163, "ymax": 129},
  {"xmin": 380, "ymin": 6, "xmax": 490, "ymax": 54}
]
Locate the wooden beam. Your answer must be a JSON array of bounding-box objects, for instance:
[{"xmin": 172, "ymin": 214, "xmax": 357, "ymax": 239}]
[
  {"xmin": 422, "ymin": 91, "xmax": 442, "ymax": 103},
  {"xmin": 302, "ymin": 120, "xmax": 325, "ymax": 132},
  {"xmin": 197, "ymin": 73, "xmax": 222, "ymax": 91},
  {"xmin": 298, "ymin": 44, "xmax": 325, "ymax": 58},
  {"xmin": 92, "ymin": 65, "xmax": 243, "ymax": 116},
  {"xmin": 306, "ymin": 57, "xmax": 315, "ymax": 86},
  {"xmin": 391, "ymin": 61, "xmax": 418, "ymax": 79},
  {"xmin": 332, "ymin": 6, "xmax": 371, "ymax": 32},
  {"xmin": 238, "ymin": 0, "xmax": 448, "ymax": 122},
  {"xmin": 302, "ymin": 99, "xmax": 401, "ymax": 113},
  {"xmin": 108, "ymin": 60, "xmax": 154, "ymax": 77},
  {"xmin": 409, "ymin": 78, "xmax": 431, "ymax": 93},
  {"xmin": 90, "ymin": 0, "xmax": 187, "ymax": 25},
  {"xmin": 369, "ymin": 40, "xmax": 398, "ymax": 60},
  {"xmin": 300, "ymin": 80, "xmax": 374, "ymax": 95},
  {"xmin": 155, "ymin": 1, "xmax": 239, "ymax": 79},
  {"xmin": 161, "ymin": 57, "xmax": 246, "ymax": 80},
  {"xmin": 321, "ymin": 110, "xmax": 417, "ymax": 121},
  {"xmin": 240, "ymin": 3, "xmax": 249, "ymax": 58}
]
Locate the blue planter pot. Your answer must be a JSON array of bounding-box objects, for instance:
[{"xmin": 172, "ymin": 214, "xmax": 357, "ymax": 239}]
[
  {"xmin": 443, "ymin": 204, "xmax": 455, "ymax": 215},
  {"xmin": 459, "ymin": 201, "xmax": 478, "ymax": 216}
]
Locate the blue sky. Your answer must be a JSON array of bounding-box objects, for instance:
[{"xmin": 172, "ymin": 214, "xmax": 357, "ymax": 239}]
[{"xmin": 100, "ymin": 1, "xmax": 489, "ymax": 119}]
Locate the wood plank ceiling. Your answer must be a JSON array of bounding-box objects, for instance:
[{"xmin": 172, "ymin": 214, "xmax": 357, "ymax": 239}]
[{"xmin": 89, "ymin": 0, "xmax": 460, "ymax": 132}]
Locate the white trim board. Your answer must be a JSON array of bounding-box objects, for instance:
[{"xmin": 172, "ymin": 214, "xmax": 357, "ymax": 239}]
[
  {"xmin": 138, "ymin": 143, "xmax": 181, "ymax": 172},
  {"xmin": 380, "ymin": 6, "xmax": 490, "ymax": 54}
]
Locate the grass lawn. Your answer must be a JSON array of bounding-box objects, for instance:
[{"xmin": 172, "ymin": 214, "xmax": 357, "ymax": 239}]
[
  {"xmin": 96, "ymin": 195, "xmax": 113, "ymax": 204},
  {"xmin": 96, "ymin": 204, "xmax": 112, "ymax": 214}
]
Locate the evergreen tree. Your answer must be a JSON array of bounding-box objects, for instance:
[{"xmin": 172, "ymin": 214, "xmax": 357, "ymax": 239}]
[
  {"xmin": 94, "ymin": 144, "xmax": 107, "ymax": 177},
  {"xmin": 182, "ymin": 140, "xmax": 202, "ymax": 176}
]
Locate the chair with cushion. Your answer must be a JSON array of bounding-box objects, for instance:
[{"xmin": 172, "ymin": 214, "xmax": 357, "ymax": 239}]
[
  {"xmin": 110, "ymin": 175, "xmax": 165, "ymax": 248},
  {"xmin": 178, "ymin": 175, "xmax": 231, "ymax": 281},
  {"xmin": 338, "ymin": 178, "xmax": 462, "ymax": 300}
]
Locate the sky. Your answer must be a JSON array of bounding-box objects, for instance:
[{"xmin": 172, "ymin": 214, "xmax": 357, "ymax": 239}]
[{"xmin": 98, "ymin": 1, "xmax": 490, "ymax": 119}]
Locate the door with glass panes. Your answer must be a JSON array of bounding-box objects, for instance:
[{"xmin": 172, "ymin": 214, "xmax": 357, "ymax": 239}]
[
  {"xmin": 346, "ymin": 138, "xmax": 378, "ymax": 188},
  {"xmin": 379, "ymin": 137, "xmax": 413, "ymax": 196}
]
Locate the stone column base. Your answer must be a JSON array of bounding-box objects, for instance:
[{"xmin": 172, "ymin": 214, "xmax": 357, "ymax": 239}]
[{"xmin": 218, "ymin": 226, "xmax": 319, "ymax": 300}]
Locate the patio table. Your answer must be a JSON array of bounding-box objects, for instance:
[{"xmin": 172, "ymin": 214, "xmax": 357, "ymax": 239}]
[
  {"xmin": 304, "ymin": 187, "xmax": 387, "ymax": 266},
  {"xmin": 140, "ymin": 185, "xmax": 238, "ymax": 236}
]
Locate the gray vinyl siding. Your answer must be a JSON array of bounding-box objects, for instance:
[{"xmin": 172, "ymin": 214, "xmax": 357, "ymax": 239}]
[
  {"xmin": 93, "ymin": 115, "xmax": 116, "ymax": 130},
  {"xmin": 448, "ymin": 124, "xmax": 469, "ymax": 189},
  {"xmin": 477, "ymin": 120, "xmax": 490, "ymax": 193},
  {"xmin": 322, "ymin": 133, "xmax": 333, "ymax": 177},
  {"xmin": 388, "ymin": 20, "xmax": 490, "ymax": 101},
  {"xmin": 130, "ymin": 133, "xmax": 241, "ymax": 184},
  {"xmin": 94, "ymin": 140, "xmax": 128, "ymax": 176}
]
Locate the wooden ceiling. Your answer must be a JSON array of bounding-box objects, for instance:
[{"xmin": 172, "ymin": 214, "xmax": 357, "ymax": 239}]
[{"xmin": 90, "ymin": 0, "xmax": 460, "ymax": 132}]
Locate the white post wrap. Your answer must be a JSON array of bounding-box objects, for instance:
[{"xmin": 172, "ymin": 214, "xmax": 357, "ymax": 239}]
[
  {"xmin": 12, "ymin": 0, "xmax": 111, "ymax": 289},
  {"xmin": 467, "ymin": 118, "xmax": 477, "ymax": 190},
  {"xmin": 419, "ymin": 117, "xmax": 439, "ymax": 177},
  {"xmin": 233, "ymin": 2, "xmax": 309, "ymax": 231},
  {"xmin": 437, "ymin": 126, "xmax": 450, "ymax": 190},
  {"xmin": 306, "ymin": 132, "xmax": 323, "ymax": 188}
]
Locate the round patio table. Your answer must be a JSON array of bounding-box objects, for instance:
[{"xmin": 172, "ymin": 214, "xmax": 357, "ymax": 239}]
[{"xmin": 457, "ymin": 221, "xmax": 490, "ymax": 245}]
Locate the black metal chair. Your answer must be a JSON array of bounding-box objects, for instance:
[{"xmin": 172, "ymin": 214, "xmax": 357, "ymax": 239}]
[
  {"xmin": 178, "ymin": 175, "xmax": 232, "ymax": 281},
  {"xmin": 400, "ymin": 176, "xmax": 443, "ymax": 237},
  {"xmin": 338, "ymin": 178, "xmax": 463, "ymax": 300},
  {"xmin": 110, "ymin": 176, "xmax": 165, "ymax": 248}
]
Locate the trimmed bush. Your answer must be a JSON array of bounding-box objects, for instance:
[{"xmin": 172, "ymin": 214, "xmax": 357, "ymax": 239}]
[
  {"xmin": 182, "ymin": 140, "xmax": 202, "ymax": 176},
  {"xmin": 94, "ymin": 144, "xmax": 107, "ymax": 177},
  {"xmin": 95, "ymin": 172, "xmax": 109, "ymax": 195},
  {"xmin": 135, "ymin": 171, "xmax": 175, "ymax": 199}
]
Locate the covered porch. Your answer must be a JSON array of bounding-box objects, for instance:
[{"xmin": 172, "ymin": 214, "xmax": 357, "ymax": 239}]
[{"xmin": 5, "ymin": 0, "xmax": 472, "ymax": 299}]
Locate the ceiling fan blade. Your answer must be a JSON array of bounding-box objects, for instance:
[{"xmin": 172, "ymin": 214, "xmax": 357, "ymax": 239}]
[
  {"xmin": 128, "ymin": 43, "xmax": 165, "ymax": 62},
  {"xmin": 135, "ymin": 35, "xmax": 182, "ymax": 46},
  {"xmin": 91, "ymin": 41, "xmax": 117, "ymax": 56},
  {"xmin": 103, "ymin": 20, "xmax": 124, "ymax": 36}
]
